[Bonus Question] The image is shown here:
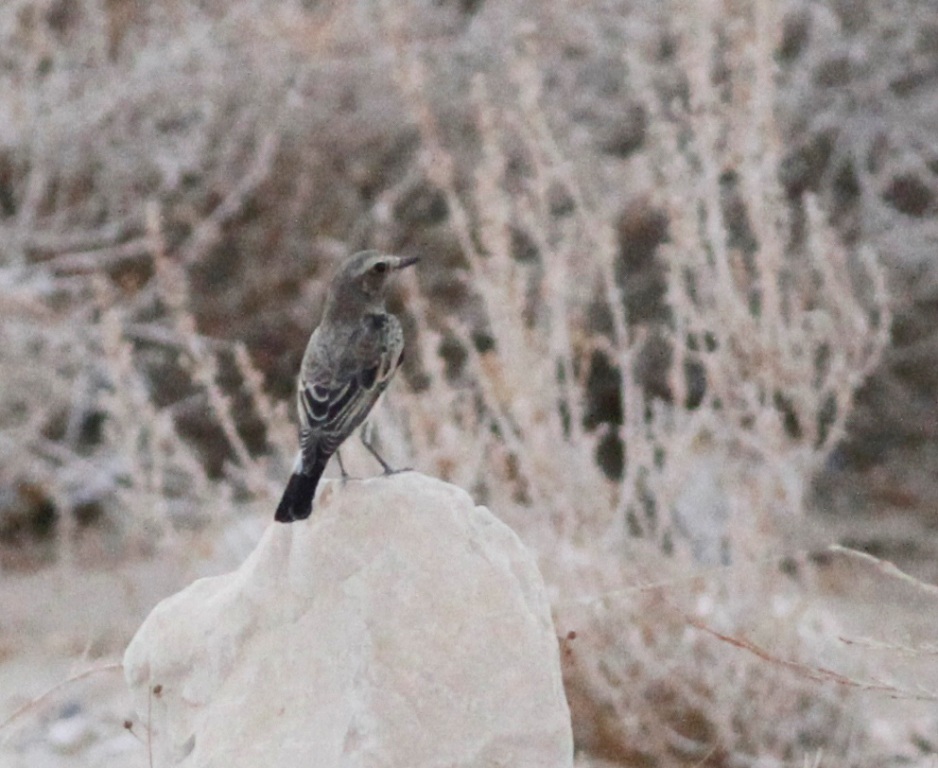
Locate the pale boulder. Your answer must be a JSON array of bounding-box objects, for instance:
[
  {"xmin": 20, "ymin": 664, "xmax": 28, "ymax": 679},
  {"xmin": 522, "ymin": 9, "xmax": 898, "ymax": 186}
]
[{"xmin": 124, "ymin": 472, "xmax": 573, "ymax": 768}]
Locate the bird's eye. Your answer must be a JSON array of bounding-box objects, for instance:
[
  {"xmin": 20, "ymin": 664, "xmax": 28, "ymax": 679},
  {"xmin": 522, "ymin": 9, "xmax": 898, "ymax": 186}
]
[{"xmin": 373, "ymin": 262, "xmax": 388, "ymax": 274}]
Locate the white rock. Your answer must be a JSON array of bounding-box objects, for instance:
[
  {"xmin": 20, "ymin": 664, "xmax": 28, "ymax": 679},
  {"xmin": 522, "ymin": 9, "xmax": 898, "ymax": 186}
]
[{"xmin": 124, "ymin": 472, "xmax": 573, "ymax": 768}]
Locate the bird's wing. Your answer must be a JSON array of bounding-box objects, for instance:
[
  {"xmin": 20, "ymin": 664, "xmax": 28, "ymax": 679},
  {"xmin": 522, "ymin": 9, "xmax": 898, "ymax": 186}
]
[{"xmin": 297, "ymin": 326, "xmax": 400, "ymax": 467}]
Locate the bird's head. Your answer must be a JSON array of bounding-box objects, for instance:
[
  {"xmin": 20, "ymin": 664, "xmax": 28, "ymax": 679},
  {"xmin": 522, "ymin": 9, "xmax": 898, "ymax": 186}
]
[{"xmin": 324, "ymin": 250, "xmax": 419, "ymax": 319}]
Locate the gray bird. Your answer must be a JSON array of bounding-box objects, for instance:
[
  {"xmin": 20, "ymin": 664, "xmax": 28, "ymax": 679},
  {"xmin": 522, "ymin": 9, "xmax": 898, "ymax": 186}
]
[{"xmin": 275, "ymin": 250, "xmax": 418, "ymax": 523}]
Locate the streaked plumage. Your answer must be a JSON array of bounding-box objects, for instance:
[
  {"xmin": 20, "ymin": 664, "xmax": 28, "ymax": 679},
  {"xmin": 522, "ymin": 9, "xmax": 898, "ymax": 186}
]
[{"xmin": 275, "ymin": 251, "xmax": 418, "ymax": 523}]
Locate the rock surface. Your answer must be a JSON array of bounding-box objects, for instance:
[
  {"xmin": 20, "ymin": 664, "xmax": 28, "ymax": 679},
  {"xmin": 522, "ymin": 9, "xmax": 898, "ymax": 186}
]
[{"xmin": 123, "ymin": 472, "xmax": 573, "ymax": 768}]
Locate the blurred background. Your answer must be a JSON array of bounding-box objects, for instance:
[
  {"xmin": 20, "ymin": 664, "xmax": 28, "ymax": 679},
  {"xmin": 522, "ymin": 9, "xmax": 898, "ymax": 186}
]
[{"xmin": 2, "ymin": 0, "xmax": 938, "ymax": 765}]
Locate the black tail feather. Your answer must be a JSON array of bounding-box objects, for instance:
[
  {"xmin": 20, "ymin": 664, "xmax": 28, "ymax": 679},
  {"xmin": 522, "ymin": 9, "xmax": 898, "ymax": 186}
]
[{"xmin": 275, "ymin": 462, "xmax": 326, "ymax": 523}]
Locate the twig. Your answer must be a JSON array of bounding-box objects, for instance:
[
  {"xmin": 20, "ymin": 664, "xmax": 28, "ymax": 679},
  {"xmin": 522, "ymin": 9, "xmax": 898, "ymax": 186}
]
[
  {"xmin": 123, "ymin": 322, "xmax": 233, "ymax": 353},
  {"xmin": 684, "ymin": 612, "xmax": 937, "ymax": 701},
  {"xmin": 828, "ymin": 544, "xmax": 938, "ymax": 599},
  {"xmin": 180, "ymin": 130, "xmax": 280, "ymax": 265},
  {"xmin": 20, "ymin": 219, "xmax": 140, "ymax": 256},
  {"xmin": 43, "ymin": 237, "xmax": 159, "ymax": 276}
]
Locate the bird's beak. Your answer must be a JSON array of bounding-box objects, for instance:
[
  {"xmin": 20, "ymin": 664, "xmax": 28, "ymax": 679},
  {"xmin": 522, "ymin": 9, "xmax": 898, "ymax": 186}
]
[{"xmin": 395, "ymin": 255, "xmax": 420, "ymax": 270}]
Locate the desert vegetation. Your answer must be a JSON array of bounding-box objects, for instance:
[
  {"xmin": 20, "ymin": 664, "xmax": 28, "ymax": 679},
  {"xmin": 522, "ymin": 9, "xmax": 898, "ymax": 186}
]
[{"xmin": 2, "ymin": 0, "xmax": 938, "ymax": 765}]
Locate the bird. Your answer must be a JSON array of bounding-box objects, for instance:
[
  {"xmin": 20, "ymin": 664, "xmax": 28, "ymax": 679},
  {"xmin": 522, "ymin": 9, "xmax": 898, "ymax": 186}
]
[{"xmin": 274, "ymin": 250, "xmax": 419, "ymax": 523}]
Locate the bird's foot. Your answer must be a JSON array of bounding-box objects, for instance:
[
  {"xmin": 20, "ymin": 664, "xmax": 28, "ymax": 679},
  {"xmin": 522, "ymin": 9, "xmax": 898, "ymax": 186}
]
[
  {"xmin": 360, "ymin": 427, "xmax": 399, "ymax": 476},
  {"xmin": 335, "ymin": 451, "xmax": 350, "ymax": 485}
]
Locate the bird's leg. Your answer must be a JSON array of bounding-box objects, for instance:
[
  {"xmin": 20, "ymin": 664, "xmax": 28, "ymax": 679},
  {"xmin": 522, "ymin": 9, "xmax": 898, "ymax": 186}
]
[
  {"xmin": 359, "ymin": 423, "xmax": 394, "ymax": 475},
  {"xmin": 335, "ymin": 449, "xmax": 350, "ymax": 483}
]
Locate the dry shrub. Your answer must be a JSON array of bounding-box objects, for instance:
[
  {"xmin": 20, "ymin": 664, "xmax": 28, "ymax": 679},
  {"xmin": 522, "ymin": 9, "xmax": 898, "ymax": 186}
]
[
  {"xmin": 367, "ymin": 0, "xmax": 891, "ymax": 763},
  {"xmin": 0, "ymin": 246, "xmax": 280, "ymax": 569},
  {"xmin": 775, "ymin": 0, "xmax": 938, "ymax": 509},
  {"xmin": 0, "ymin": 0, "xmax": 413, "ymax": 560}
]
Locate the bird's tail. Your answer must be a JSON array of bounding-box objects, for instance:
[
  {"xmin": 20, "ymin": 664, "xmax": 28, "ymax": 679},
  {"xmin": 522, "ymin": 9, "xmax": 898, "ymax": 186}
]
[{"xmin": 274, "ymin": 459, "xmax": 327, "ymax": 523}]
